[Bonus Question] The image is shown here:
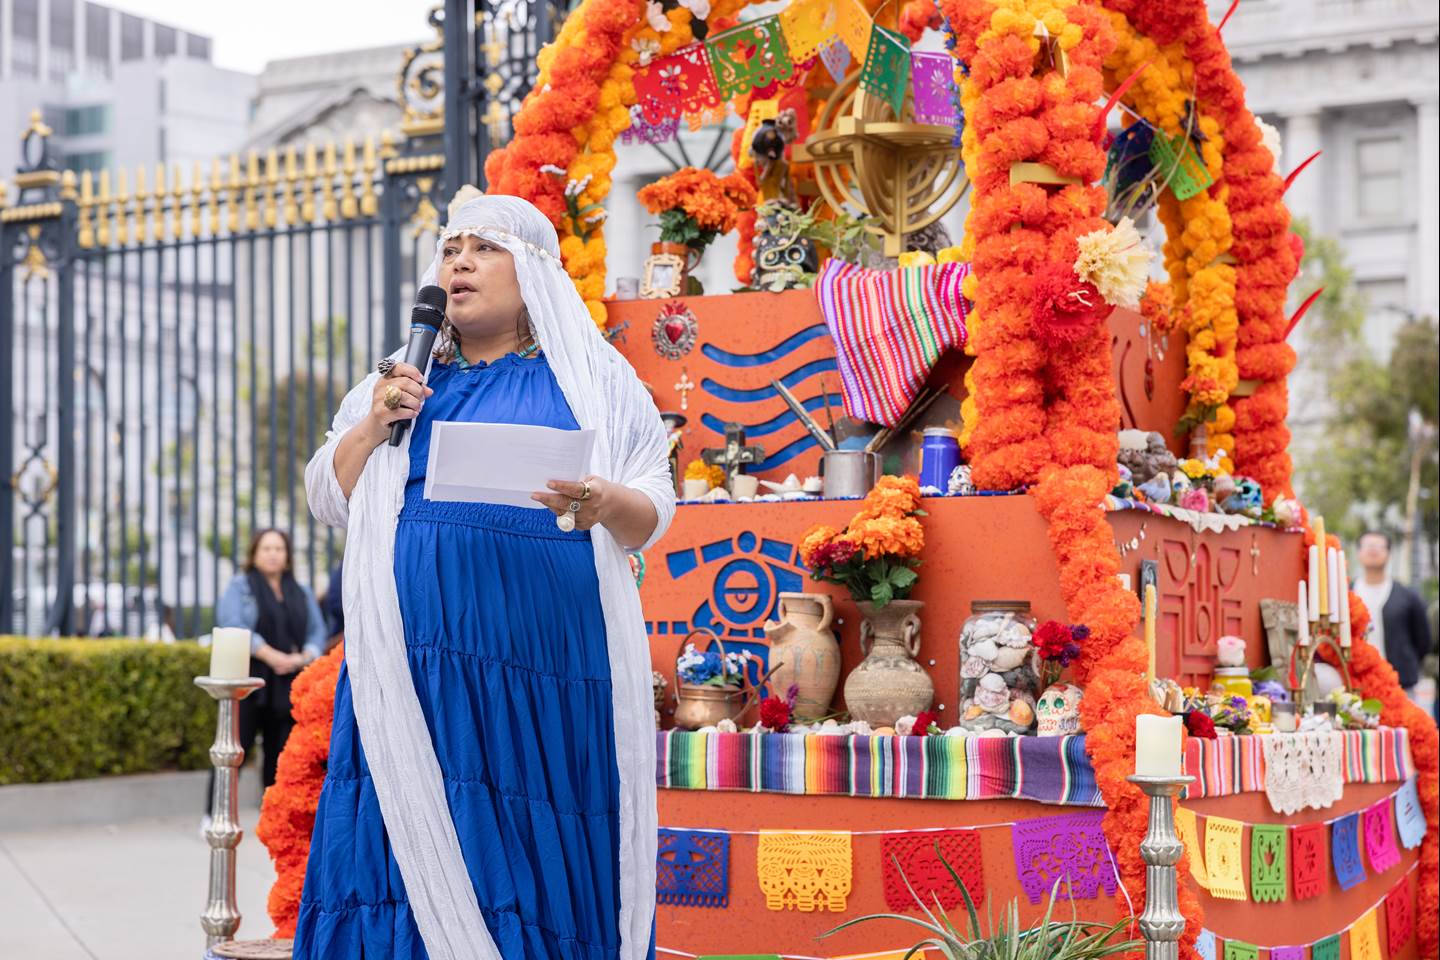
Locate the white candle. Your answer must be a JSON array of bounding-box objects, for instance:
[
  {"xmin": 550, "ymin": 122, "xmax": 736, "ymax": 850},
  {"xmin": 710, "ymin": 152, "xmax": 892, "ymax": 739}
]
[
  {"xmin": 1296, "ymin": 580, "xmax": 1310, "ymax": 646},
  {"xmin": 1307, "ymin": 545, "xmax": 1321, "ymax": 622},
  {"xmin": 1135, "ymin": 714, "xmax": 1183, "ymax": 779},
  {"xmin": 1327, "ymin": 547, "xmax": 1340, "ymax": 623},
  {"xmin": 209, "ymin": 628, "xmax": 253, "ymax": 680},
  {"xmin": 1144, "ymin": 583, "xmax": 1157, "ymax": 686},
  {"xmin": 1338, "ymin": 550, "xmax": 1352, "ymax": 647}
]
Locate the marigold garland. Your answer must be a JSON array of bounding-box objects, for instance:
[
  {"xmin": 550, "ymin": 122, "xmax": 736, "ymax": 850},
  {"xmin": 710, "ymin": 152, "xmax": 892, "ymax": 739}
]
[
  {"xmin": 255, "ymin": 644, "xmax": 344, "ymax": 936},
  {"xmin": 1106, "ymin": 0, "xmax": 1299, "ymax": 498}
]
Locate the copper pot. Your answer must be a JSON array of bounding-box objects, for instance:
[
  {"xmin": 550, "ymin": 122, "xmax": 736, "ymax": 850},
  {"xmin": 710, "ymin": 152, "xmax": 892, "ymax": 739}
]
[{"xmin": 672, "ymin": 630, "xmax": 750, "ymax": 730}]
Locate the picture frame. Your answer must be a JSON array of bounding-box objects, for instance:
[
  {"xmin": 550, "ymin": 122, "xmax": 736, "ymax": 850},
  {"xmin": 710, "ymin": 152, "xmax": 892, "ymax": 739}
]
[{"xmin": 641, "ymin": 253, "xmax": 685, "ymax": 299}]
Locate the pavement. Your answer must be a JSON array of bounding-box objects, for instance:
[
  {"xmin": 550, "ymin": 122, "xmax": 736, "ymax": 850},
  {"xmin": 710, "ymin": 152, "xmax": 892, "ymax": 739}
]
[{"xmin": 0, "ymin": 807, "xmax": 277, "ymax": 959}]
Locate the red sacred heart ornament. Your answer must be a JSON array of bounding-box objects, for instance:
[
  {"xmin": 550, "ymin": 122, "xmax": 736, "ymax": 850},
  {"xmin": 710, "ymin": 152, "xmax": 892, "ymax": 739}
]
[{"xmin": 652, "ymin": 301, "xmax": 698, "ymax": 360}]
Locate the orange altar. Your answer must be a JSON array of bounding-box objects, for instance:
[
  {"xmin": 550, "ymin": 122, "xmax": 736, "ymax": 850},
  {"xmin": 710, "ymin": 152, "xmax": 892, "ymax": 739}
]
[{"xmin": 605, "ymin": 291, "xmax": 1425, "ymax": 959}]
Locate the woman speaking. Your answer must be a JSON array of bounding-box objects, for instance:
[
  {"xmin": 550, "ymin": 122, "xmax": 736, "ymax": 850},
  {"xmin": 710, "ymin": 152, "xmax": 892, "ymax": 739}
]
[{"xmin": 300, "ymin": 191, "xmax": 674, "ymax": 960}]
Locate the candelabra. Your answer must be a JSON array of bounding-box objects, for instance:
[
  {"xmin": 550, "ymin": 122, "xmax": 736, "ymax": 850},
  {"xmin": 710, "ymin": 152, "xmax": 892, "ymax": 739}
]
[
  {"xmin": 1127, "ymin": 773, "xmax": 1196, "ymax": 960},
  {"xmin": 1287, "ymin": 619, "xmax": 1352, "ymax": 716},
  {"xmin": 195, "ymin": 675, "xmax": 265, "ymax": 948}
]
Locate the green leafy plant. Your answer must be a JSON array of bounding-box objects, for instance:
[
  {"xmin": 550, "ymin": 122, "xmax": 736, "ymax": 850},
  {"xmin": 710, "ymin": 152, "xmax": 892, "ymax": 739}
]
[
  {"xmin": 756, "ymin": 201, "xmax": 880, "ymax": 274},
  {"xmin": 821, "ymin": 848, "xmax": 1141, "ymax": 960}
]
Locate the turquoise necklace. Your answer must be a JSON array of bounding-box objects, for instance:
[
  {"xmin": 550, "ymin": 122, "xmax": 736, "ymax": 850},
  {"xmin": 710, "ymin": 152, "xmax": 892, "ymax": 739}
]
[{"xmin": 455, "ymin": 336, "xmax": 539, "ymax": 370}]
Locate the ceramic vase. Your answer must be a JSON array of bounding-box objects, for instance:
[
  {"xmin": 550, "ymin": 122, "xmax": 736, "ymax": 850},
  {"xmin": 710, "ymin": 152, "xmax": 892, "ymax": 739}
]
[
  {"xmin": 842, "ymin": 599, "xmax": 933, "ymax": 727},
  {"xmin": 764, "ymin": 592, "xmax": 841, "ymax": 721}
]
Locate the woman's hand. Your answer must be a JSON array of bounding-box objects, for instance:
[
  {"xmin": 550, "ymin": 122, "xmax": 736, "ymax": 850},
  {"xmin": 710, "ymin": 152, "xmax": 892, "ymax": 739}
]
[
  {"xmin": 256, "ymin": 644, "xmax": 305, "ymax": 676},
  {"xmin": 532, "ymin": 476, "xmax": 659, "ymax": 550},
  {"xmin": 532, "ymin": 476, "xmax": 612, "ymax": 532},
  {"xmin": 359, "ymin": 362, "xmax": 433, "ymax": 445}
]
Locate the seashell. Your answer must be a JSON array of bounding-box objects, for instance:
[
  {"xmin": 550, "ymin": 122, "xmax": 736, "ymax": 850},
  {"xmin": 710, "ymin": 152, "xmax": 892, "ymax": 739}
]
[
  {"xmin": 969, "ymin": 638, "xmax": 999, "ymax": 661},
  {"xmin": 894, "ymin": 715, "xmax": 917, "ymax": 736},
  {"xmin": 872, "ymin": 725, "xmax": 896, "ymax": 736},
  {"xmin": 978, "ymin": 672, "xmax": 1008, "ymax": 692},
  {"xmin": 849, "ymin": 720, "xmax": 873, "ymax": 736},
  {"xmin": 998, "ymin": 621, "xmax": 1032, "ymax": 646},
  {"xmin": 960, "ymin": 655, "xmax": 989, "ymax": 679},
  {"xmin": 716, "ymin": 718, "xmax": 738, "ymax": 733},
  {"xmin": 943, "ymin": 726, "xmax": 967, "ymax": 737},
  {"xmin": 1009, "ymin": 699, "xmax": 1036, "ymax": 727},
  {"xmin": 989, "ymin": 644, "xmax": 1030, "ymax": 672},
  {"xmin": 969, "ymin": 619, "xmax": 1002, "ymax": 641}
]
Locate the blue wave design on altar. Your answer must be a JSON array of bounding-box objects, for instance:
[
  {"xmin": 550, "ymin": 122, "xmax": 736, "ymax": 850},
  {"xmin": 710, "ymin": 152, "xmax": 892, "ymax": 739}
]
[
  {"xmin": 753, "ymin": 435, "xmax": 821, "ymax": 472},
  {"xmin": 701, "ymin": 324, "xmax": 831, "ymax": 367},
  {"xmin": 700, "ymin": 394, "xmax": 843, "ymax": 438},
  {"xmin": 700, "ymin": 358, "xmax": 838, "ymax": 403}
]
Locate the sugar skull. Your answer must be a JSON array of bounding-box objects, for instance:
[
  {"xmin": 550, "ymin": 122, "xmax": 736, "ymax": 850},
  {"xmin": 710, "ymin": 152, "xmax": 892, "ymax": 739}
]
[
  {"xmin": 751, "ymin": 201, "xmax": 818, "ymax": 292},
  {"xmin": 1035, "ymin": 683, "xmax": 1083, "ymax": 737}
]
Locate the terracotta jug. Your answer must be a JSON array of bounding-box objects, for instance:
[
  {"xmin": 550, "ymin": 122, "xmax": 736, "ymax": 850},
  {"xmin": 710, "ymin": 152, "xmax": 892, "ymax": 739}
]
[
  {"xmin": 763, "ymin": 593, "xmax": 841, "ymax": 721},
  {"xmin": 842, "ymin": 599, "xmax": 934, "ymax": 727}
]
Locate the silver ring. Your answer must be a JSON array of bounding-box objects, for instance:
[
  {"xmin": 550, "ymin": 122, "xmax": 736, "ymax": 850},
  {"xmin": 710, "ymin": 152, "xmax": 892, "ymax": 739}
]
[
  {"xmin": 580, "ymin": 480, "xmax": 592, "ymax": 501},
  {"xmin": 568, "ymin": 500, "xmax": 582, "ymax": 513},
  {"xmin": 377, "ymin": 357, "xmax": 396, "ymax": 377}
]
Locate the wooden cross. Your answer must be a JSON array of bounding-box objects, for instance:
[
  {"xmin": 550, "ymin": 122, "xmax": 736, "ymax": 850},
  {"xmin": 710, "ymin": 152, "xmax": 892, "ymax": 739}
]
[
  {"xmin": 674, "ymin": 368, "xmax": 696, "ymax": 411},
  {"xmin": 701, "ymin": 423, "xmax": 765, "ymax": 478}
]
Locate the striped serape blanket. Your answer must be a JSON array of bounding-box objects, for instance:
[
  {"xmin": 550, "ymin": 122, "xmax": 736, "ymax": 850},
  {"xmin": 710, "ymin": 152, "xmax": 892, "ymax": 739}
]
[
  {"xmin": 656, "ymin": 727, "xmax": 1414, "ymax": 805},
  {"xmin": 813, "ymin": 258, "xmax": 970, "ymax": 427},
  {"xmin": 1181, "ymin": 726, "xmax": 1413, "ymax": 800},
  {"xmin": 656, "ymin": 731, "xmax": 1102, "ymax": 805}
]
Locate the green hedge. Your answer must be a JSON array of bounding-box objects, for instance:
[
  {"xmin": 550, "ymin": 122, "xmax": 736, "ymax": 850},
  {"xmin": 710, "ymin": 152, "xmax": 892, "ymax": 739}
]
[{"xmin": 0, "ymin": 637, "xmax": 214, "ymax": 785}]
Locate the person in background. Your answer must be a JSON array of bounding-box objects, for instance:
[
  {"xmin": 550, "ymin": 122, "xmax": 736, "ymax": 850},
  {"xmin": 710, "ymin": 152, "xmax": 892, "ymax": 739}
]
[
  {"xmin": 143, "ymin": 603, "xmax": 176, "ymax": 643},
  {"xmin": 1353, "ymin": 530, "xmax": 1434, "ymax": 704},
  {"xmin": 319, "ymin": 560, "xmax": 344, "ymax": 650},
  {"xmin": 213, "ymin": 528, "xmax": 327, "ymax": 802}
]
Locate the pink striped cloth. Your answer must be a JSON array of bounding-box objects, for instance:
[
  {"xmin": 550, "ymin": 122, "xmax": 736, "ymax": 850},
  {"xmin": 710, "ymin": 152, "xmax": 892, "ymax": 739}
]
[
  {"xmin": 1181, "ymin": 727, "xmax": 1413, "ymax": 799},
  {"xmin": 813, "ymin": 258, "xmax": 970, "ymax": 427}
]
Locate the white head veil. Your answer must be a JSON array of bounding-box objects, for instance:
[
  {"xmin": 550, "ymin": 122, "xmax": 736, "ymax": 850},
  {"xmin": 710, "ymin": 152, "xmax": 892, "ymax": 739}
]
[{"xmin": 306, "ymin": 193, "xmax": 674, "ymax": 960}]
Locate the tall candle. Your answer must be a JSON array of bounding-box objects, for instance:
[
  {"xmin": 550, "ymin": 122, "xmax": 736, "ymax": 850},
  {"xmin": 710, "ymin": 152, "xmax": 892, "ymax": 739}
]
[
  {"xmin": 1314, "ymin": 516, "xmax": 1328, "ymax": 616},
  {"xmin": 1296, "ymin": 580, "xmax": 1310, "ymax": 646},
  {"xmin": 1135, "ymin": 714, "xmax": 1183, "ymax": 779},
  {"xmin": 1338, "ymin": 549, "xmax": 1352, "ymax": 647},
  {"xmin": 1144, "ymin": 583, "xmax": 1157, "ymax": 686},
  {"xmin": 1308, "ymin": 545, "xmax": 1322, "ymax": 621},
  {"xmin": 209, "ymin": 628, "xmax": 252, "ymax": 680},
  {"xmin": 1327, "ymin": 547, "xmax": 1341, "ymax": 623}
]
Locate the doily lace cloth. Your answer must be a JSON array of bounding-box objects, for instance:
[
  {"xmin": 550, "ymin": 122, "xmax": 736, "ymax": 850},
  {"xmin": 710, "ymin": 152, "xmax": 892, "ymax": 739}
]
[{"xmin": 1261, "ymin": 731, "xmax": 1344, "ymax": 815}]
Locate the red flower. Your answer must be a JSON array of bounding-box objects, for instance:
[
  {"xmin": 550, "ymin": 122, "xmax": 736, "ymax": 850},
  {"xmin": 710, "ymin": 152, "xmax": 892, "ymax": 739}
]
[
  {"xmin": 1183, "ymin": 710, "xmax": 1217, "ymax": 740},
  {"xmin": 1034, "ymin": 620, "xmax": 1073, "ymax": 660},
  {"xmin": 1032, "ymin": 261, "xmax": 1114, "ymax": 345},
  {"xmin": 913, "ymin": 710, "xmax": 940, "ymax": 735},
  {"xmin": 759, "ymin": 697, "xmax": 791, "ymax": 731}
]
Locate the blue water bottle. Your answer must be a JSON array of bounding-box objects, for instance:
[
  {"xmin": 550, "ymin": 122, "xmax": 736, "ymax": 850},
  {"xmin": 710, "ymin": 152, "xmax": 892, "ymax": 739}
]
[{"xmin": 919, "ymin": 427, "xmax": 960, "ymax": 491}]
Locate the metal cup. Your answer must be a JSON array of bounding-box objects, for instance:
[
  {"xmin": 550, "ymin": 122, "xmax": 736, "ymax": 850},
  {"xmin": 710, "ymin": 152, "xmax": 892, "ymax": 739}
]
[{"xmin": 821, "ymin": 450, "xmax": 881, "ymax": 499}]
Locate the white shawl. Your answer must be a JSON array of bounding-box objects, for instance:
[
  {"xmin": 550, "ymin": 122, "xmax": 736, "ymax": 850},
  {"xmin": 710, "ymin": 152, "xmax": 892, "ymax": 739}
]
[{"xmin": 304, "ymin": 195, "xmax": 674, "ymax": 960}]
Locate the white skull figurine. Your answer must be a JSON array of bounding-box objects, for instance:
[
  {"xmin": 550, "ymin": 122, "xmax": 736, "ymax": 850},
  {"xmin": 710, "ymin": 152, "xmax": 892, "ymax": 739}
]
[{"xmin": 1035, "ymin": 684, "xmax": 1084, "ymax": 737}]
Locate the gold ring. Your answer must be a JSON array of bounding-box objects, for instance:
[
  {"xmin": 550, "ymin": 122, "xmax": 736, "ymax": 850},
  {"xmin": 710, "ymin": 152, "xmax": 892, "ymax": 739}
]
[
  {"xmin": 383, "ymin": 385, "xmax": 403, "ymax": 410},
  {"xmin": 580, "ymin": 480, "xmax": 592, "ymax": 501}
]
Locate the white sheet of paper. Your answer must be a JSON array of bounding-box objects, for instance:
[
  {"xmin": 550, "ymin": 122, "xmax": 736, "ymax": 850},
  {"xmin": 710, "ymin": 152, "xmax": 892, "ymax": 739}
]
[{"xmin": 423, "ymin": 421, "xmax": 596, "ymax": 509}]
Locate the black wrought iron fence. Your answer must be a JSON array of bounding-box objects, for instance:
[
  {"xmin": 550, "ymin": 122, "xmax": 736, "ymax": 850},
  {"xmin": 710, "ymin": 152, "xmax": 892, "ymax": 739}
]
[{"xmin": 2, "ymin": 0, "xmax": 557, "ymax": 637}]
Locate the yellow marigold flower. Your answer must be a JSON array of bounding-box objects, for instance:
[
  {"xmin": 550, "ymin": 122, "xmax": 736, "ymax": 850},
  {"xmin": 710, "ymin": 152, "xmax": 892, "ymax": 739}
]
[{"xmin": 1179, "ymin": 459, "xmax": 1208, "ymax": 480}]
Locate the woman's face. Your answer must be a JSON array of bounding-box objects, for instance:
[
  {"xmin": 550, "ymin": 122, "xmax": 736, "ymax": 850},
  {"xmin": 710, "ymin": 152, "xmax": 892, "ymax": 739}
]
[
  {"xmin": 253, "ymin": 532, "xmax": 289, "ymax": 576},
  {"xmin": 437, "ymin": 234, "xmax": 527, "ymax": 342}
]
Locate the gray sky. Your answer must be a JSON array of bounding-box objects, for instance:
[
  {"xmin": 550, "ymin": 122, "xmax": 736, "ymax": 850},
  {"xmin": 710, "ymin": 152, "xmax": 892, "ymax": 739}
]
[{"xmin": 107, "ymin": 0, "xmax": 435, "ymax": 74}]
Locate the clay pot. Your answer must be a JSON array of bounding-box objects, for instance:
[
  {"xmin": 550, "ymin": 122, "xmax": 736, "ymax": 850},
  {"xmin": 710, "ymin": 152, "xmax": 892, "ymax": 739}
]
[
  {"xmin": 842, "ymin": 599, "xmax": 934, "ymax": 727},
  {"xmin": 764, "ymin": 593, "xmax": 841, "ymax": 721}
]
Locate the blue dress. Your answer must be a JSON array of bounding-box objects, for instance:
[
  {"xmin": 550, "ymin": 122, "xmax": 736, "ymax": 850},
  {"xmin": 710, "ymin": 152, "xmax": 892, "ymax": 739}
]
[{"xmin": 294, "ymin": 354, "xmax": 625, "ymax": 960}]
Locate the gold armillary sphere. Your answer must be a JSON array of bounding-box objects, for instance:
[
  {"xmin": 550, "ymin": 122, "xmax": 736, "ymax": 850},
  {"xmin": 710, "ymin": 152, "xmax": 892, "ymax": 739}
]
[{"xmin": 794, "ymin": 71, "xmax": 968, "ymax": 257}]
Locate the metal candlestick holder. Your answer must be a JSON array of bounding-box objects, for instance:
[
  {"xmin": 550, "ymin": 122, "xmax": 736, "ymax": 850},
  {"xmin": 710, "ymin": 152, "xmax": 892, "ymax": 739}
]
[
  {"xmin": 1287, "ymin": 618, "xmax": 1351, "ymax": 715},
  {"xmin": 196, "ymin": 675, "xmax": 266, "ymax": 948},
  {"xmin": 1127, "ymin": 774, "xmax": 1196, "ymax": 960}
]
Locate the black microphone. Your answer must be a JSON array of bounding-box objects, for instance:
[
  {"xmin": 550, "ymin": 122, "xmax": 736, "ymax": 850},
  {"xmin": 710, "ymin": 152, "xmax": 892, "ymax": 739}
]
[{"xmin": 388, "ymin": 284, "xmax": 447, "ymax": 447}]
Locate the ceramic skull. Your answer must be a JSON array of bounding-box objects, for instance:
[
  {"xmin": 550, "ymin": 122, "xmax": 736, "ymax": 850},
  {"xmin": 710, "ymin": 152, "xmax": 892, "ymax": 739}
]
[{"xmin": 1035, "ymin": 683, "xmax": 1083, "ymax": 736}]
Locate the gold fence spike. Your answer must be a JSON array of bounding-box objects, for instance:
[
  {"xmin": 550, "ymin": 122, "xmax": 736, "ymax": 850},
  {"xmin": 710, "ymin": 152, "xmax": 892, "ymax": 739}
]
[
  {"xmin": 115, "ymin": 168, "xmax": 130, "ymax": 246},
  {"xmin": 152, "ymin": 163, "xmax": 167, "ymax": 242},
  {"xmin": 226, "ymin": 154, "xmax": 242, "ymax": 234},
  {"xmin": 301, "ymin": 143, "xmax": 318, "ymax": 223},
  {"xmin": 77, "ymin": 171, "xmax": 95, "ymax": 248},
  {"xmin": 208, "ymin": 158, "xmax": 223, "ymax": 236},
  {"xmin": 339, "ymin": 137, "xmax": 359, "ymax": 220},
  {"xmin": 172, "ymin": 164, "xmax": 185, "ymax": 240},
  {"xmin": 283, "ymin": 144, "xmax": 300, "ymax": 227},
  {"xmin": 321, "ymin": 141, "xmax": 338, "ymax": 222},
  {"xmin": 189, "ymin": 161, "xmax": 203, "ymax": 238},
  {"xmin": 134, "ymin": 166, "xmax": 149, "ymax": 245},
  {"xmin": 60, "ymin": 169, "xmax": 78, "ymax": 202},
  {"xmin": 360, "ymin": 135, "xmax": 378, "ymax": 216},
  {"xmin": 263, "ymin": 148, "xmax": 280, "ymax": 229},
  {"xmin": 244, "ymin": 151, "xmax": 260, "ymax": 232},
  {"xmin": 97, "ymin": 169, "xmax": 112, "ymax": 247},
  {"xmin": 380, "ymin": 129, "xmax": 398, "ymax": 160}
]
